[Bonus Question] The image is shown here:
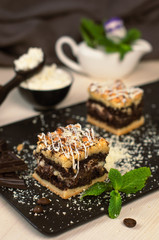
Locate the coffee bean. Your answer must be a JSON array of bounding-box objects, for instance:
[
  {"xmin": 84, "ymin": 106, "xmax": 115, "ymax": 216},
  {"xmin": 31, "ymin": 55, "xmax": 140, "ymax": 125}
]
[
  {"xmin": 123, "ymin": 218, "xmax": 137, "ymax": 228},
  {"xmin": 33, "ymin": 205, "xmax": 43, "ymax": 213},
  {"xmin": 37, "ymin": 197, "xmax": 51, "ymax": 205}
]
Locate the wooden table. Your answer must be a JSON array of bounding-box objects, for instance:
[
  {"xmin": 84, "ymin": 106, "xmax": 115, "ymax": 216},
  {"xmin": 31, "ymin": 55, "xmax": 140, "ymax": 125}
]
[{"xmin": 0, "ymin": 61, "xmax": 159, "ymax": 240}]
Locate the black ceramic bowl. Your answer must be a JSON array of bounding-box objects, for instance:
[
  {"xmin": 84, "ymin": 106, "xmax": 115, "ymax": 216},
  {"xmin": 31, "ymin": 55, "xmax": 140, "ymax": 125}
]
[{"xmin": 18, "ymin": 67, "xmax": 73, "ymax": 111}]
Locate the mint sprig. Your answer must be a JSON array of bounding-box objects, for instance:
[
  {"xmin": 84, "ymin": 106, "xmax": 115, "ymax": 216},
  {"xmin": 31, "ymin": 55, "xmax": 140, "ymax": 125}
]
[
  {"xmin": 108, "ymin": 190, "xmax": 122, "ymax": 219},
  {"xmin": 81, "ymin": 167, "xmax": 151, "ymax": 218},
  {"xmin": 80, "ymin": 18, "xmax": 141, "ymax": 60}
]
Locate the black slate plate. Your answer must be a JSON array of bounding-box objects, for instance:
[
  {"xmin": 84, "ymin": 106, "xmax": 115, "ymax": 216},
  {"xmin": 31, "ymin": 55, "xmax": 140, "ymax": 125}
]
[{"xmin": 0, "ymin": 80, "xmax": 159, "ymax": 236}]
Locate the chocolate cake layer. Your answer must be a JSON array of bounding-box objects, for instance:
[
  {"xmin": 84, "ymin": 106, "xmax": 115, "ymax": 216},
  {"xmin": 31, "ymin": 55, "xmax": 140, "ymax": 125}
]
[
  {"xmin": 87, "ymin": 99, "xmax": 143, "ymax": 129},
  {"xmin": 35, "ymin": 153, "xmax": 107, "ymax": 190},
  {"xmin": 35, "ymin": 152, "xmax": 106, "ymax": 178}
]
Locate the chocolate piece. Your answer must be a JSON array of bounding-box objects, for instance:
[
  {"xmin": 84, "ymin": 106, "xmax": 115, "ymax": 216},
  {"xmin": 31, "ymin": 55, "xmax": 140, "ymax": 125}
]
[
  {"xmin": 33, "ymin": 205, "xmax": 43, "ymax": 214},
  {"xmin": 0, "ymin": 139, "xmax": 27, "ymax": 189},
  {"xmin": 0, "ymin": 172, "xmax": 26, "ymax": 189},
  {"xmin": 123, "ymin": 218, "xmax": 137, "ymax": 228},
  {"xmin": 0, "ymin": 150, "xmax": 27, "ymax": 173},
  {"xmin": 37, "ymin": 197, "xmax": 51, "ymax": 205}
]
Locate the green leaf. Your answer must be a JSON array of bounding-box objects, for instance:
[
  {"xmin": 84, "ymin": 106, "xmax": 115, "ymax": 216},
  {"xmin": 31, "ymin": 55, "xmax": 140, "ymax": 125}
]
[
  {"xmin": 120, "ymin": 167, "xmax": 151, "ymax": 194},
  {"xmin": 81, "ymin": 18, "xmax": 104, "ymax": 38},
  {"xmin": 118, "ymin": 43, "xmax": 132, "ymax": 60},
  {"xmin": 98, "ymin": 36, "xmax": 117, "ymax": 48},
  {"xmin": 108, "ymin": 190, "xmax": 122, "ymax": 219},
  {"xmin": 80, "ymin": 18, "xmax": 105, "ymax": 48},
  {"xmin": 108, "ymin": 168, "xmax": 122, "ymax": 190},
  {"xmin": 80, "ymin": 26, "xmax": 95, "ymax": 48},
  {"xmin": 81, "ymin": 181, "xmax": 113, "ymax": 199},
  {"xmin": 122, "ymin": 28, "xmax": 141, "ymax": 45}
]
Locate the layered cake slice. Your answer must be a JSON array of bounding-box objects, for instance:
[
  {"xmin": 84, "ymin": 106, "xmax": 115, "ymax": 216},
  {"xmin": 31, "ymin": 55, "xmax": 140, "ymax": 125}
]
[
  {"xmin": 33, "ymin": 124, "xmax": 109, "ymax": 199},
  {"xmin": 87, "ymin": 80, "xmax": 144, "ymax": 135}
]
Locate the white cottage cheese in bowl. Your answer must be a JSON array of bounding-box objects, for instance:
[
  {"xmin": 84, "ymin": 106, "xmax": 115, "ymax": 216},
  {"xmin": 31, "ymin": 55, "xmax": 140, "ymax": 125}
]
[{"xmin": 20, "ymin": 64, "xmax": 72, "ymax": 90}]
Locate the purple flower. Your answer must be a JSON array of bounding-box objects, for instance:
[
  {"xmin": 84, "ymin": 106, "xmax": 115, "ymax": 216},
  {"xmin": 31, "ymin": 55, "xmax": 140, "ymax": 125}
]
[{"xmin": 104, "ymin": 17, "xmax": 127, "ymax": 43}]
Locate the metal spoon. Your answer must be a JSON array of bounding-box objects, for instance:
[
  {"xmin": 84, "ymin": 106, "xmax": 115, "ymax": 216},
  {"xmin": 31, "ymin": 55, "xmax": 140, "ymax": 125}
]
[{"xmin": 0, "ymin": 51, "xmax": 45, "ymax": 105}]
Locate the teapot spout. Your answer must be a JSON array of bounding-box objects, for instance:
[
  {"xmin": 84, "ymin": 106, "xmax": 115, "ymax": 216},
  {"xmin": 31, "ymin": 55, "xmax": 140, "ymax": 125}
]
[{"xmin": 132, "ymin": 39, "xmax": 152, "ymax": 54}]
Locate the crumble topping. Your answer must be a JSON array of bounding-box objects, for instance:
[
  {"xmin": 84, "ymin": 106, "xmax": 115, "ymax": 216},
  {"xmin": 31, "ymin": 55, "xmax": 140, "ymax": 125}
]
[
  {"xmin": 35, "ymin": 123, "xmax": 109, "ymax": 170},
  {"xmin": 88, "ymin": 80, "xmax": 143, "ymax": 108}
]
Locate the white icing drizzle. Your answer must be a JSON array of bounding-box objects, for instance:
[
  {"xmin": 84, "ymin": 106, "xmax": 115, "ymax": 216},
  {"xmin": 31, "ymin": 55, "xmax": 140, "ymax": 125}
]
[
  {"xmin": 38, "ymin": 133, "xmax": 48, "ymax": 147},
  {"xmin": 91, "ymin": 128, "xmax": 95, "ymax": 140},
  {"xmin": 38, "ymin": 124, "xmax": 96, "ymax": 175},
  {"xmin": 83, "ymin": 128, "xmax": 94, "ymax": 143}
]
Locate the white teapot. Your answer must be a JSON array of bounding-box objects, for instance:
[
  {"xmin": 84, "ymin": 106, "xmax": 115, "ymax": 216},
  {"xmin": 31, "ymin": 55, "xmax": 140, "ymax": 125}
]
[{"xmin": 55, "ymin": 36, "xmax": 152, "ymax": 79}]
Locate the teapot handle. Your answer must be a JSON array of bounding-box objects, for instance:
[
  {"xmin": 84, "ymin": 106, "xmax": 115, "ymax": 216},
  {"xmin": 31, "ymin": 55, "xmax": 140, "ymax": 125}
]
[{"xmin": 55, "ymin": 36, "xmax": 83, "ymax": 73}]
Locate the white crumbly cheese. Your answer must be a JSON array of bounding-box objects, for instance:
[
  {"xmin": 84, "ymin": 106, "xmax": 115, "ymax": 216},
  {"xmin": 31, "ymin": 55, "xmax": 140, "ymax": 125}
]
[
  {"xmin": 14, "ymin": 48, "xmax": 44, "ymax": 71},
  {"xmin": 20, "ymin": 64, "xmax": 71, "ymax": 90},
  {"xmin": 104, "ymin": 134, "xmax": 139, "ymax": 175},
  {"xmin": 105, "ymin": 146, "xmax": 131, "ymax": 173},
  {"xmin": 39, "ymin": 160, "xmax": 45, "ymax": 167}
]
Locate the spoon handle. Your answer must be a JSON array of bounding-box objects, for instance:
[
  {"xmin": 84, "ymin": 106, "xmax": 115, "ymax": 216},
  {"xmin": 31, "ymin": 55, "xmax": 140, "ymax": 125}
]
[{"xmin": 0, "ymin": 74, "xmax": 24, "ymax": 105}]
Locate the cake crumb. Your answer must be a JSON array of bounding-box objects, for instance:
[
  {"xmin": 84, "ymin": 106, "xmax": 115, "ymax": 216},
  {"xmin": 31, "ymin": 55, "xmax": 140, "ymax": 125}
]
[{"xmin": 17, "ymin": 143, "xmax": 24, "ymax": 152}]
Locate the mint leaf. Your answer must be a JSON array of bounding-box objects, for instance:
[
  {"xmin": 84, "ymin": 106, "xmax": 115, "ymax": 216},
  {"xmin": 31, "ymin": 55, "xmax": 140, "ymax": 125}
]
[
  {"xmin": 120, "ymin": 167, "xmax": 151, "ymax": 194},
  {"xmin": 118, "ymin": 43, "xmax": 132, "ymax": 60},
  {"xmin": 81, "ymin": 182, "xmax": 113, "ymax": 199},
  {"xmin": 81, "ymin": 18, "xmax": 104, "ymax": 38},
  {"xmin": 122, "ymin": 28, "xmax": 141, "ymax": 45},
  {"xmin": 108, "ymin": 190, "xmax": 122, "ymax": 219},
  {"xmin": 80, "ymin": 18, "xmax": 104, "ymax": 48},
  {"xmin": 98, "ymin": 36, "xmax": 117, "ymax": 49},
  {"xmin": 108, "ymin": 168, "xmax": 122, "ymax": 190},
  {"xmin": 80, "ymin": 26, "xmax": 95, "ymax": 48}
]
